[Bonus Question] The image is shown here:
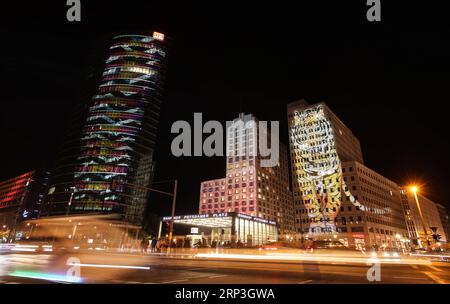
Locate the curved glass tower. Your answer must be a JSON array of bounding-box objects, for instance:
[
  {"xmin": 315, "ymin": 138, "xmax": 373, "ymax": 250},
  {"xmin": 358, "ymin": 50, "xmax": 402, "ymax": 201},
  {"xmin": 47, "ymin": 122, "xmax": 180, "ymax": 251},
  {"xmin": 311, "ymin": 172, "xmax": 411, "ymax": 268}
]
[{"xmin": 44, "ymin": 32, "xmax": 168, "ymax": 225}]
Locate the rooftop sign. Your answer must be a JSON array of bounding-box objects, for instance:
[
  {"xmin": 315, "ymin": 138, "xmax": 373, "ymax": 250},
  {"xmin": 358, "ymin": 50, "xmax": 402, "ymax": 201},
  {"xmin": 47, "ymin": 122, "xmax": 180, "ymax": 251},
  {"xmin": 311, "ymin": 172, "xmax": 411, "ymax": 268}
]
[{"xmin": 153, "ymin": 32, "xmax": 165, "ymax": 41}]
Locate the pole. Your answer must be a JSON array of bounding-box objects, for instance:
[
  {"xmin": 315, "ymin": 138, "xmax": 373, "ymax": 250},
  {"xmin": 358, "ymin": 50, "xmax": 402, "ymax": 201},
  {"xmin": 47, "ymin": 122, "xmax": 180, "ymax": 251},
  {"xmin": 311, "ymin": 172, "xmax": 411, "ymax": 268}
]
[
  {"xmin": 108, "ymin": 179, "xmax": 177, "ymax": 252},
  {"xmin": 413, "ymin": 191, "xmax": 430, "ymax": 248},
  {"xmin": 66, "ymin": 191, "xmax": 74, "ymax": 216},
  {"xmin": 158, "ymin": 221, "xmax": 162, "ymax": 239},
  {"xmin": 167, "ymin": 179, "xmax": 178, "ymax": 256}
]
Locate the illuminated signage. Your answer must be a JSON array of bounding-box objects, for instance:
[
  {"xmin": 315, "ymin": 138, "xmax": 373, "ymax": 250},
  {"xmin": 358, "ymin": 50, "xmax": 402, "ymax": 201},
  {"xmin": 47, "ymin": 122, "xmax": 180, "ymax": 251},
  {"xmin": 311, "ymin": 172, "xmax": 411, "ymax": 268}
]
[
  {"xmin": 352, "ymin": 233, "xmax": 365, "ymax": 239},
  {"xmin": 237, "ymin": 213, "xmax": 277, "ymax": 226},
  {"xmin": 190, "ymin": 227, "xmax": 199, "ymax": 234},
  {"xmin": 163, "ymin": 213, "xmax": 229, "ymax": 221},
  {"xmin": 237, "ymin": 213, "xmax": 252, "ymax": 220},
  {"xmin": 162, "ymin": 213, "xmax": 277, "ymax": 226},
  {"xmin": 153, "ymin": 32, "xmax": 165, "ymax": 41}
]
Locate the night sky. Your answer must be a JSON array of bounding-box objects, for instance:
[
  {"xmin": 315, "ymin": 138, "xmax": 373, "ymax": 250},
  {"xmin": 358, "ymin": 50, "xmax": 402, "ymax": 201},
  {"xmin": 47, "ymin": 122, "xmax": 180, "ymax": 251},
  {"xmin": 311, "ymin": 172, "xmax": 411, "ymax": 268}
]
[{"xmin": 1, "ymin": 1, "xmax": 449, "ymax": 216}]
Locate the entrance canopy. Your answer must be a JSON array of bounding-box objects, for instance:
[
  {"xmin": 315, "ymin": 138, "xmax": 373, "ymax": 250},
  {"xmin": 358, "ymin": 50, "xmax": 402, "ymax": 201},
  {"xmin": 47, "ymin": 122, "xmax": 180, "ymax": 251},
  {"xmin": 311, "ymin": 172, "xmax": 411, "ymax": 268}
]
[
  {"xmin": 162, "ymin": 213, "xmax": 232, "ymax": 228},
  {"xmin": 161, "ymin": 212, "xmax": 277, "ymax": 228},
  {"xmin": 159, "ymin": 212, "xmax": 278, "ymax": 246}
]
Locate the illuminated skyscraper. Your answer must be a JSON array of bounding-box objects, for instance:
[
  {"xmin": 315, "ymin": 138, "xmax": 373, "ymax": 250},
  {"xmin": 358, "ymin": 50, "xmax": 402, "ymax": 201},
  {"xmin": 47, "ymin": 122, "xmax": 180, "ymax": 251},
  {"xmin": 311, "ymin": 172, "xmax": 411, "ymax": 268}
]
[{"xmin": 43, "ymin": 32, "xmax": 168, "ymax": 225}]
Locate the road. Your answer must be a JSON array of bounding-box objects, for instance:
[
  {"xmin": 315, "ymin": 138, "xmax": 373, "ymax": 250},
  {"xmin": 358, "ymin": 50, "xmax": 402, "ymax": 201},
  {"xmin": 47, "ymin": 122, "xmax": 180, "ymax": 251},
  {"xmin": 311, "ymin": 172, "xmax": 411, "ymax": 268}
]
[{"xmin": 1, "ymin": 251, "xmax": 450, "ymax": 284}]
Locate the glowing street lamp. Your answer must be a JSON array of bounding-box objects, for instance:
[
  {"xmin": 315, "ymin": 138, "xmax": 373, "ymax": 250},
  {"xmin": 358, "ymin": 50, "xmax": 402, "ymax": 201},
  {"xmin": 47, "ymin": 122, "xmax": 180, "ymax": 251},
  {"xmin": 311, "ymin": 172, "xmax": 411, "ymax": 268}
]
[{"xmin": 409, "ymin": 185, "xmax": 430, "ymax": 248}]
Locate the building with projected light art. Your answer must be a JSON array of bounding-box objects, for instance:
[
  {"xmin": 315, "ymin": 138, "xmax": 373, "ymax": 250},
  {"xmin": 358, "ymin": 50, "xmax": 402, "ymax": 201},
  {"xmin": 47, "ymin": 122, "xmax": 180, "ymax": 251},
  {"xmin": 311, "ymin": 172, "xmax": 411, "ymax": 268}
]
[
  {"xmin": 288, "ymin": 100, "xmax": 409, "ymax": 250},
  {"xmin": 288, "ymin": 100, "xmax": 363, "ymax": 234},
  {"xmin": 43, "ymin": 32, "xmax": 168, "ymax": 226}
]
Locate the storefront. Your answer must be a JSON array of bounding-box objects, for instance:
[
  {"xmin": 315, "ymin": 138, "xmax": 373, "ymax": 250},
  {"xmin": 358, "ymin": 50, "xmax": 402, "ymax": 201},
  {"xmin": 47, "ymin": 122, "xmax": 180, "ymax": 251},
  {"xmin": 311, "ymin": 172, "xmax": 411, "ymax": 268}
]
[{"xmin": 158, "ymin": 212, "xmax": 278, "ymax": 247}]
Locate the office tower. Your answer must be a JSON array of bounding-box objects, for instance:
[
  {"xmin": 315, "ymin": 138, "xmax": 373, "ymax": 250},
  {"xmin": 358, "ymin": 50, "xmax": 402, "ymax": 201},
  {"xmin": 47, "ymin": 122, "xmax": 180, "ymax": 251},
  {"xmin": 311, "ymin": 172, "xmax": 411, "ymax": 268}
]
[
  {"xmin": 288, "ymin": 100, "xmax": 411, "ymax": 251},
  {"xmin": 199, "ymin": 113, "xmax": 295, "ymax": 238},
  {"xmin": 42, "ymin": 36, "xmax": 113, "ymax": 218},
  {"xmin": 0, "ymin": 170, "xmax": 49, "ymax": 241},
  {"xmin": 42, "ymin": 102, "xmax": 90, "ymax": 217},
  {"xmin": 400, "ymin": 188, "xmax": 447, "ymax": 247},
  {"xmin": 288, "ymin": 100, "xmax": 363, "ymax": 234},
  {"xmin": 43, "ymin": 32, "xmax": 168, "ymax": 226}
]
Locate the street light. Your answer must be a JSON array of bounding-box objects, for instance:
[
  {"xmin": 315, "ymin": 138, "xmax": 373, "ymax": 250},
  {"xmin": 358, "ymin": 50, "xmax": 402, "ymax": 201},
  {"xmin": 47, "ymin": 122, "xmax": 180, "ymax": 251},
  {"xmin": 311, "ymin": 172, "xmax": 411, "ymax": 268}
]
[
  {"xmin": 66, "ymin": 186, "xmax": 76, "ymax": 216},
  {"xmin": 410, "ymin": 185, "xmax": 430, "ymax": 248}
]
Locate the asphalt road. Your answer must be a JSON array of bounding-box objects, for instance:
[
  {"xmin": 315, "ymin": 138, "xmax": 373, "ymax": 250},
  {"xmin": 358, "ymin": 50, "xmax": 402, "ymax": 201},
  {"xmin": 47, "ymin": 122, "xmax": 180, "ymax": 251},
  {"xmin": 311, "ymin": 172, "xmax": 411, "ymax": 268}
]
[{"xmin": 1, "ymin": 252, "xmax": 450, "ymax": 284}]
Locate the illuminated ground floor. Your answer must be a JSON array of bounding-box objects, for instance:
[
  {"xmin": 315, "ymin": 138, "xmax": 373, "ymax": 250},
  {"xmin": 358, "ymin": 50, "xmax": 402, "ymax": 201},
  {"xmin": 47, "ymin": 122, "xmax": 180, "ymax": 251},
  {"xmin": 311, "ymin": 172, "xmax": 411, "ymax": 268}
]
[
  {"xmin": 158, "ymin": 212, "xmax": 278, "ymax": 247},
  {"xmin": 14, "ymin": 214, "xmax": 142, "ymax": 250},
  {"xmin": 294, "ymin": 224, "xmax": 412, "ymax": 251}
]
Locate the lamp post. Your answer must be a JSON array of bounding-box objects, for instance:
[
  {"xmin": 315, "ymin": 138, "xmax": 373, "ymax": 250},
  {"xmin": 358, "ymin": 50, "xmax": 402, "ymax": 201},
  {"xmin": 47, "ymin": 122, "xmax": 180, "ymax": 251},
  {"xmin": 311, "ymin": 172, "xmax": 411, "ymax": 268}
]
[
  {"xmin": 410, "ymin": 186, "xmax": 430, "ymax": 248},
  {"xmin": 66, "ymin": 186, "xmax": 76, "ymax": 216}
]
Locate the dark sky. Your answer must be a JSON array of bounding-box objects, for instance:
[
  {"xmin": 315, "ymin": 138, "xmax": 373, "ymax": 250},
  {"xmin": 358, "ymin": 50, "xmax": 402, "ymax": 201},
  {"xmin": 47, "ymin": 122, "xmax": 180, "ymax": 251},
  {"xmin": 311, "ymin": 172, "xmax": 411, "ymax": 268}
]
[{"xmin": 1, "ymin": 1, "xmax": 449, "ymax": 215}]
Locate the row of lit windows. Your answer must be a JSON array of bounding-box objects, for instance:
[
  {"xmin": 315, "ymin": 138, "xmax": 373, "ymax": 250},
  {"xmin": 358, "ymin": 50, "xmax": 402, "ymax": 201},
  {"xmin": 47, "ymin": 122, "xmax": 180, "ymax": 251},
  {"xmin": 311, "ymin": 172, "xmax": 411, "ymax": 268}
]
[
  {"xmin": 77, "ymin": 165, "xmax": 128, "ymax": 174},
  {"xmin": 344, "ymin": 165, "xmax": 397, "ymax": 188},
  {"xmin": 202, "ymin": 187, "xmax": 255, "ymax": 197}
]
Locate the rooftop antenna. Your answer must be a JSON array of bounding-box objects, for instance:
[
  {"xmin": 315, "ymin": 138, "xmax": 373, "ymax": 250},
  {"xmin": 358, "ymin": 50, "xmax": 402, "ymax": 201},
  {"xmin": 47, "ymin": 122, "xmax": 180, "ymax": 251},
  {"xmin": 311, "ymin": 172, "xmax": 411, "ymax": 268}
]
[{"xmin": 239, "ymin": 96, "xmax": 243, "ymax": 114}]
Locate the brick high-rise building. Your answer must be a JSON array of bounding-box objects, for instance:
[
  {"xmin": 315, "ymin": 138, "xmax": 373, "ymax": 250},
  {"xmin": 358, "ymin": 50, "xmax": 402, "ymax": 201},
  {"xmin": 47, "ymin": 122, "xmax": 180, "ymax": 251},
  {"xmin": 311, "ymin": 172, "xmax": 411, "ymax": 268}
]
[{"xmin": 199, "ymin": 113, "xmax": 295, "ymax": 239}]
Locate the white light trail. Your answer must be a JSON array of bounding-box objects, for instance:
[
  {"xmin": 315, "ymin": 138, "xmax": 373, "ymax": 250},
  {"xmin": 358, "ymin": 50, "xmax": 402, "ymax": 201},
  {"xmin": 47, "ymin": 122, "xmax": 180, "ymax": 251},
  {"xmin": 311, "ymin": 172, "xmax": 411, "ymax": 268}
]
[
  {"xmin": 195, "ymin": 253, "xmax": 432, "ymax": 265},
  {"xmin": 69, "ymin": 263, "xmax": 150, "ymax": 270}
]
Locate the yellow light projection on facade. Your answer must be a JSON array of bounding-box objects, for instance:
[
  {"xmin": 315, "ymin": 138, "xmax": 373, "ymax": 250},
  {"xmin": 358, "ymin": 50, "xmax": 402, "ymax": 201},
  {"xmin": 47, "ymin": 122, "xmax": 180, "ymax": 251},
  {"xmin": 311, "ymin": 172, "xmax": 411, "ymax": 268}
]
[
  {"xmin": 290, "ymin": 105, "xmax": 342, "ymax": 233},
  {"xmin": 290, "ymin": 105, "xmax": 387, "ymax": 234}
]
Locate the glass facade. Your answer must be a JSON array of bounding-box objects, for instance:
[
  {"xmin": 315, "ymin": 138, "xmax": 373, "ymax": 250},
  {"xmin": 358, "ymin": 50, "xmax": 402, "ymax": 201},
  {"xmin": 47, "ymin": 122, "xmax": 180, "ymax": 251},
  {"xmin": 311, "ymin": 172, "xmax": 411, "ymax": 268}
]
[
  {"xmin": 161, "ymin": 212, "xmax": 277, "ymax": 246},
  {"xmin": 0, "ymin": 171, "xmax": 50, "ymax": 241},
  {"xmin": 45, "ymin": 33, "xmax": 168, "ymax": 225},
  {"xmin": 234, "ymin": 215, "xmax": 277, "ymax": 246}
]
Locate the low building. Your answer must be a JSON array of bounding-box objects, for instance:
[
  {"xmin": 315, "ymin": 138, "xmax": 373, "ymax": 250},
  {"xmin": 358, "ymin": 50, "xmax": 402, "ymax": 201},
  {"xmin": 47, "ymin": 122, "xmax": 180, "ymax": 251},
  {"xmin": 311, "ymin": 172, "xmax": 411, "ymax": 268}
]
[
  {"xmin": 436, "ymin": 203, "xmax": 450, "ymax": 245},
  {"xmin": 295, "ymin": 161, "xmax": 410, "ymax": 250},
  {"xmin": 339, "ymin": 161, "xmax": 409, "ymax": 250},
  {"xmin": 399, "ymin": 188, "xmax": 447, "ymax": 248},
  {"xmin": 158, "ymin": 212, "xmax": 278, "ymax": 247}
]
